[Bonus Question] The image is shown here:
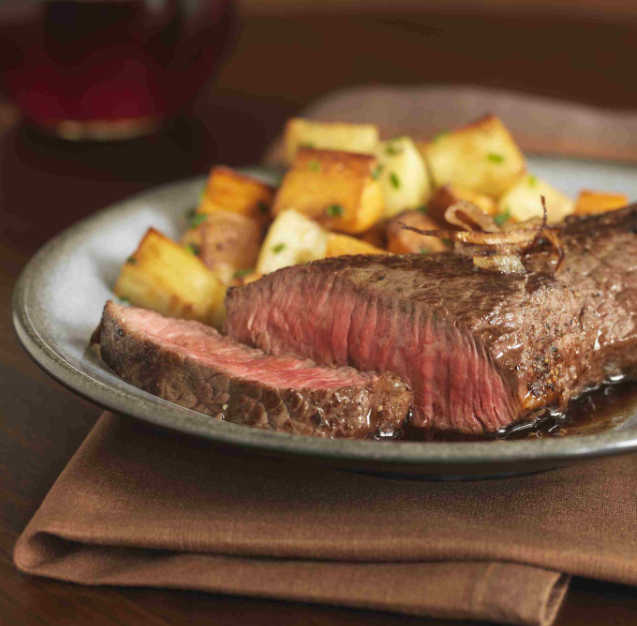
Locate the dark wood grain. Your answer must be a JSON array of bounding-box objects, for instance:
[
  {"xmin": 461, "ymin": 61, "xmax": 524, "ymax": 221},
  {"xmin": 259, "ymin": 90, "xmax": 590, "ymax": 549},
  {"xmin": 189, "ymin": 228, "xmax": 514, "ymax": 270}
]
[{"xmin": 2, "ymin": 9, "xmax": 637, "ymax": 625}]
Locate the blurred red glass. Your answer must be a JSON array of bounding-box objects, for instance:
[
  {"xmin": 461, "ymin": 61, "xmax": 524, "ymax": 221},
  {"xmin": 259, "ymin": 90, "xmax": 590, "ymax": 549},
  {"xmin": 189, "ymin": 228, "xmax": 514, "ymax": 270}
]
[{"xmin": 0, "ymin": 0, "xmax": 236, "ymax": 140}]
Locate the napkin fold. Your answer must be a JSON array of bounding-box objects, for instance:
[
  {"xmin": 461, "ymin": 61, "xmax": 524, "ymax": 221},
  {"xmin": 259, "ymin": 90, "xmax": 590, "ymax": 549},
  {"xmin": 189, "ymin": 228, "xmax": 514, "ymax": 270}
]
[{"xmin": 15, "ymin": 412, "xmax": 637, "ymax": 626}]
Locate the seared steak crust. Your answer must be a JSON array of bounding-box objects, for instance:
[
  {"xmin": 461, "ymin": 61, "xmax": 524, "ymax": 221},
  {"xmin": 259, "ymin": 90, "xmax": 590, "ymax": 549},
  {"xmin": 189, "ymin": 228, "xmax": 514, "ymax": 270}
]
[
  {"xmin": 226, "ymin": 205, "xmax": 637, "ymax": 434},
  {"xmin": 98, "ymin": 301, "xmax": 411, "ymax": 439}
]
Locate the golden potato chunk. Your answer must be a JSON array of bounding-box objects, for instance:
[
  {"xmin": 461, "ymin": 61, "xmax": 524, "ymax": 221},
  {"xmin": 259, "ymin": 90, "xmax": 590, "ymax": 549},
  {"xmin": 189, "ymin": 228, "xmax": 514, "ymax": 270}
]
[
  {"xmin": 427, "ymin": 185, "xmax": 497, "ymax": 227},
  {"xmin": 357, "ymin": 224, "xmax": 387, "ymax": 249},
  {"xmin": 498, "ymin": 174, "xmax": 574, "ymax": 225},
  {"xmin": 114, "ymin": 228, "xmax": 226, "ymax": 328},
  {"xmin": 199, "ymin": 166, "xmax": 275, "ymax": 220},
  {"xmin": 419, "ymin": 115, "xmax": 526, "ymax": 197},
  {"xmin": 199, "ymin": 211, "xmax": 263, "ymax": 284},
  {"xmin": 326, "ymin": 233, "xmax": 389, "ymax": 257},
  {"xmin": 574, "ymin": 190, "xmax": 628, "ymax": 215},
  {"xmin": 273, "ymin": 148, "xmax": 384, "ymax": 234},
  {"xmin": 183, "ymin": 168, "xmax": 273, "ymax": 252},
  {"xmin": 284, "ymin": 118, "xmax": 379, "ymax": 164},
  {"xmin": 256, "ymin": 209, "xmax": 328, "ymax": 275},
  {"xmin": 386, "ymin": 211, "xmax": 449, "ymax": 254},
  {"xmin": 376, "ymin": 136, "xmax": 432, "ymax": 219}
]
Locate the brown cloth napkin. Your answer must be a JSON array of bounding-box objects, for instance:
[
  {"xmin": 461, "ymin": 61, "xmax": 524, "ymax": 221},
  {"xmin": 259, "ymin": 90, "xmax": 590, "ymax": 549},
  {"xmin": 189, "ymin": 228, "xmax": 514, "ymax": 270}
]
[{"xmin": 15, "ymin": 411, "xmax": 637, "ymax": 626}]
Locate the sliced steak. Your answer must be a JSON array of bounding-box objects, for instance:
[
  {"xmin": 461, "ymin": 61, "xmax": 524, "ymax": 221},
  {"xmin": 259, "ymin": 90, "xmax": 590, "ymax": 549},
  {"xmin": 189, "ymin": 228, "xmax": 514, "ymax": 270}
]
[
  {"xmin": 226, "ymin": 205, "xmax": 637, "ymax": 435},
  {"xmin": 97, "ymin": 301, "xmax": 411, "ymax": 439}
]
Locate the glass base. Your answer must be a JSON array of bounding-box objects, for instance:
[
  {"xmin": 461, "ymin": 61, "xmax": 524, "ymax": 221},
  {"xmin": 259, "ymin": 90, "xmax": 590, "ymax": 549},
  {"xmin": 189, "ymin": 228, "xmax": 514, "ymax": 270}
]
[{"xmin": 49, "ymin": 115, "xmax": 164, "ymax": 141}]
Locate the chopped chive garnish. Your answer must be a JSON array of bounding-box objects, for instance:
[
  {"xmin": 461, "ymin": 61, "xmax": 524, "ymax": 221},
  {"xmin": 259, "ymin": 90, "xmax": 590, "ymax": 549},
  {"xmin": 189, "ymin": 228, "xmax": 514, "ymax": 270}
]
[
  {"xmin": 487, "ymin": 153, "xmax": 505, "ymax": 164},
  {"xmin": 385, "ymin": 144, "xmax": 402, "ymax": 156},
  {"xmin": 198, "ymin": 186, "xmax": 206, "ymax": 203},
  {"xmin": 371, "ymin": 164, "xmax": 384, "ymax": 179},
  {"xmin": 494, "ymin": 208, "xmax": 511, "ymax": 226},
  {"xmin": 189, "ymin": 213, "xmax": 208, "ymax": 229},
  {"xmin": 389, "ymin": 172, "xmax": 400, "ymax": 189},
  {"xmin": 185, "ymin": 243, "xmax": 201, "ymax": 256},
  {"xmin": 272, "ymin": 243, "xmax": 286, "ymax": 253},
  {"xmin": 126, "ymin": 256, "xmax": 137, "ymax": 265},
  {"xmin": 528, "ymin": 175, "xmax": 538, "ymax": 188},
  {"xmin": 326, "ymin": 204, "xmax": 344, "ymax": 217},
  {"xmin": 233, "ymin": 268, "xmax": 253, "ymax": 279},
  {"xmin": 308, "ymin": 160, "xmax": 321, "ymax": 172},
  {"xmin": 118, "ymin": 296, "xmax": 130, "ymax": 305},
  {"xmin": 442, "ymin": 238, "xmax": 453, "ymax": 246},
  {"xmin": 419, "ymin": 247, "xmax": 429, "ymax": 255},
  {"xmin": 258, "ymin": 201, "xmax": 269, "ymax": 213},
  {"xmin": 417, "ymin": 205, "xmax": 428, "ymax": 214},
  {"xmin": 434, "ymin": 131, "xmax": 448, "ymax": 142},
  {"xmin": 301, "ymin": 142, "xmax": 316, "ymax": 149}
]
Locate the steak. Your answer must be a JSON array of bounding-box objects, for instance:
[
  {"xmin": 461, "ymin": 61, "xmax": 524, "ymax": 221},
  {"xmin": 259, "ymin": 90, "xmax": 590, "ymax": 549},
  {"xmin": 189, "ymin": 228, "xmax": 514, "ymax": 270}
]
[
  {"xmin": 226, "ymin": 205, "xmax": 637, "ymax": 435},
  {"xmin": 96, "ymin": 301, "xmax": 411, "ymax": 439}
]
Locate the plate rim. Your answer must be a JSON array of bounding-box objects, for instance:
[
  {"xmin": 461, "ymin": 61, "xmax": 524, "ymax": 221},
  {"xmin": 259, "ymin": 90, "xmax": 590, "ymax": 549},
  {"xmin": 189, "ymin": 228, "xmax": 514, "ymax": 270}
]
[{"xmin": 12, "ymin": 172, "xmax": 637, "ymax": 470}]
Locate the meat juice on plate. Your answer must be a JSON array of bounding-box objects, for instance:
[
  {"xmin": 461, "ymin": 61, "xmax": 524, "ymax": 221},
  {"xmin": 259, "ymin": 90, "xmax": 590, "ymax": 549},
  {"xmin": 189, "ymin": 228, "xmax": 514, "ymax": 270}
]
[
  {"xmin": 0, "ymin": 0, "xmax": 236, "ymax": 139},
  {"xmin": 396, "ymin": 381, "xmax": 637, "ymax": 442}
]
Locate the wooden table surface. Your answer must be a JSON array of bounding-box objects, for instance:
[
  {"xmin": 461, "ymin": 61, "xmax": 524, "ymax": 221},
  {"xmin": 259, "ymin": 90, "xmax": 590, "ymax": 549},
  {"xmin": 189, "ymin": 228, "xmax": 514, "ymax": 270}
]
[{"xmin": 2, "ymin": 10, "xmax": 637, "ymax": 625}]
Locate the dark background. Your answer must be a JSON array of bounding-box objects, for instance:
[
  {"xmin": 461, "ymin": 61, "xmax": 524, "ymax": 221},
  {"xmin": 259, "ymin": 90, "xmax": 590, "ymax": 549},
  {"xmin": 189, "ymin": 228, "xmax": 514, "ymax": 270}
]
[{"xmin": 2, "ymin": 4, "xmax": 637, "ymax": 624}]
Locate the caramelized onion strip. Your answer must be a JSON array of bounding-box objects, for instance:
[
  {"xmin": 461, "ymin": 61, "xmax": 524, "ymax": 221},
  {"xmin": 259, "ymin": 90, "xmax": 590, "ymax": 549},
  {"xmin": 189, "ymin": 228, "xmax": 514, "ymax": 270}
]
[
  {"xmin": 399, "ymin": 224, "xmax": 539, "ymax": 245},
  {"xmin": 473, "ymin": 255, "xmax": 526, "ymax": 273},
  {"xmin": 541, "ymin": 228, "xmax": 565, "ymax": 271},
  {"xmin": 444, "ymin": 201, "xmax": 501, "ymax": 233}
]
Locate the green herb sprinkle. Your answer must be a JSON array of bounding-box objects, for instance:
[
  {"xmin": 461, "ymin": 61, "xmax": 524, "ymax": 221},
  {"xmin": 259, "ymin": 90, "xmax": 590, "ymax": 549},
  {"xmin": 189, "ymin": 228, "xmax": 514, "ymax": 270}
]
[
  {"xmin": 189, "ymin": 213, "xmax": 208, "ymax": 229},
  {"xmin": 494, "ymin": 209, "xmax": 511, "ymax": 226},
  {"xmin": 371, "ymin": 164, "xmax": 384, "ymax": 180}
]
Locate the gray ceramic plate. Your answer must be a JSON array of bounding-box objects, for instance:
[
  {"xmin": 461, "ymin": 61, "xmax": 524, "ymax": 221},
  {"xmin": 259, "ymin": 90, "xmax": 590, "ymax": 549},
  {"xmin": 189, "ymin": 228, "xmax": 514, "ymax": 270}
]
[{"xmin": 12, "ymin": 161, "xmax": 637, "ymax": 480}]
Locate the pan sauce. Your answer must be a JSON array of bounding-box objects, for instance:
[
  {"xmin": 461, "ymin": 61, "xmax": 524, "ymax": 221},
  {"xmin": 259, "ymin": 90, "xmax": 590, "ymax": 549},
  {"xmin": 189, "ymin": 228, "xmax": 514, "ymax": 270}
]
[{"xmin": 394, "ymin": 380, "xmax": 637, "ymax": 442}]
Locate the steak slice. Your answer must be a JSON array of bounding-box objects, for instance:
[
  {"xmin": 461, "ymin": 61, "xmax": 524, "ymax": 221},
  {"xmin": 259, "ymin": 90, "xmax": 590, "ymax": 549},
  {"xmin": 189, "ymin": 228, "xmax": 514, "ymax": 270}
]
[
  {"xmin": 226, "ymin": 205, "xmax": 637, "ymax": 435},
  {"xmin": 97, "ymin": 301, "xmax": 411, "ymax": 439}
]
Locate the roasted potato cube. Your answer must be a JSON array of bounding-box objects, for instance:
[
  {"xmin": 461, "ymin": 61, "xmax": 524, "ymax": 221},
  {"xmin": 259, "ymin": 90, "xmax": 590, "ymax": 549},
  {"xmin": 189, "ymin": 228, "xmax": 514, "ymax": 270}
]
[
  {"xmin": 419, "ymin": 115, "xmax": 526, "ymax": 197},
  {"xmin": 357, "ymin": 224, "xmax": 387, "ymax": 249},
  {"xmin": 256, "ymin": 209, "xmax": 328, "ymax": 275},
  {"xmin": 180, "ymin": 211, "xmax": 205, "ymax": 250},
  {"xmin": 284, "ymin": 118, "xmax": 379, "ymax": 164},
  {"xmin": 498, "ymin": 174, "xmax": 574, "ymax": 225},
  {"xmin": 199, "ymin": 166, "xmax": 275, "ymax": 221},
  {"xmin": 273, "ymin": 148, "xmax": 384, "ymax": 234},
  {"xmin": 326, "ymin": 233, "xmax": 389, "ymax": 257},
  {"xmin": 198, "ymin": 211, "xmax": 263, "ymax": 284},
  {"xmin": 386, "ymin": 211, "xmax": 449, "ymax": 254},
  {"xmin": 574, "ymin": 190, "xmax": 628, "ymax": 215},
  {"xmin": 114, "ymin": 228, "xmax": 226, "ymax": 327},
  {"xmin": 427, "ymin": 185, "xmax": 497, "ymax": 227},
  {"xmin": 376, "ymin": 136, "xmax": 432, "ymax": 219}
]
